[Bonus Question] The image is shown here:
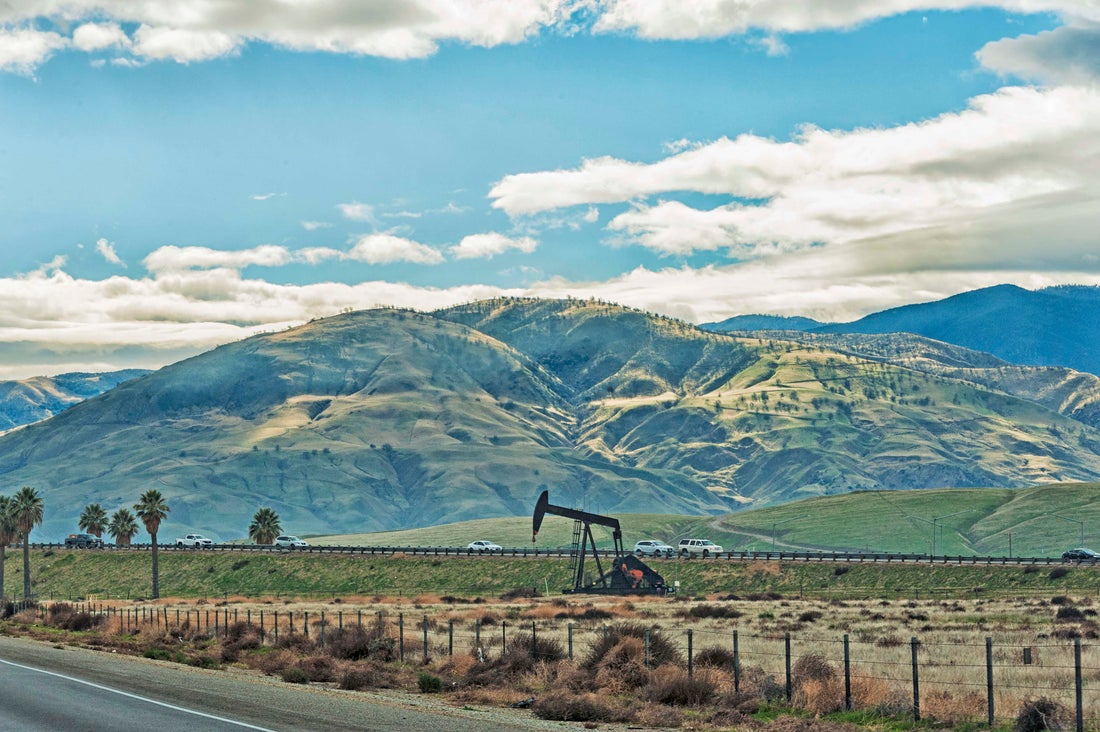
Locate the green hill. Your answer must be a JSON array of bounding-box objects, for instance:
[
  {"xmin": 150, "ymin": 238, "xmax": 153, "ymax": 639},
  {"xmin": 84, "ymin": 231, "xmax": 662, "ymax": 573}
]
[{"xmin": 320, "ymin": 482, "xmax": 1100, "ymax": 559}]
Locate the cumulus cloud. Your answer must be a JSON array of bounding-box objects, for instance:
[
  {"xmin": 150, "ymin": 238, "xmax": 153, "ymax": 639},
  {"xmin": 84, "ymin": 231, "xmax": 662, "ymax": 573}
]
[
  {"xmin": 72, "ymin": 22, "xmax": 130, "ymax": 52},
  {"xmin": 0, "ymin": 0, "xmax": 580, "ymax": 70},
  {"xmin": 95, "ymin": 238, "xmax": 124, "ymax": 266},
  {"xmin": 491, "ymin": 85, "xmax": 1100, "ymax": 258},
  {"xmin": 449, "ymin": 232, "xmax": 538, "ymax": 259},
  {"xmin": 0, "ymin": 27, "xmax": 66, "ymax": 73},
  {"xmin": 347, "ymin": 234, "xmax": 445, "ymax": 264},
  {"xmin": 978, "ymin": 22, "xmax": 1100, "ymax": 83}
]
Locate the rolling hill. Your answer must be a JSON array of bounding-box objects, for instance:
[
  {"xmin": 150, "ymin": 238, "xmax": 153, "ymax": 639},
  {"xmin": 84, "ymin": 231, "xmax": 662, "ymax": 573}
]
[{"xmin": 2, "ymin": 298, "xmax": 1100, "ymax": 542}]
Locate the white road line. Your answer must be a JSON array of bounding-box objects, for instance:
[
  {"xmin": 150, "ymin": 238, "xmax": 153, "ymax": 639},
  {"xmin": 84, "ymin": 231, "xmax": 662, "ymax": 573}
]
[{"xmin": 0, "ymin": 658, "xmax": 279, "ymax": 731}]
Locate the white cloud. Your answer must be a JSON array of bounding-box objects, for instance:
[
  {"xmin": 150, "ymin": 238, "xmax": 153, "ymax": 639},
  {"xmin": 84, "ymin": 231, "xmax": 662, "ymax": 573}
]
[
  {"xmin": 491, "ymin": 85, "xmax": 1100, "ymax": 258},
  {"xmin": 337, "ymin": 202, "xmax": 376, "ymax": 222},
  {"xmin": 978, "ymin": 22, "xmax": 1100, "ymax": 84},
  {"xmin": 95, "ymin": 238, "xmax": 124, "ymax": 266},
  {"xmin": 583, "ymin": 207, "xmax": 600, "ymax": 223},
  {"xmin": 143, "ymin": 245, "xmax": 292, "ymax": 273},
  {"xmin": 71, "ymin": 22, "xmax": 130, "ymax": 52},
  {"xmin": 0, "ymin": 27, "xmax": 66, "ymax": 73},
  {"xmin": 0, "ymin": 0, "xmax": 580, "ymax": 70},
  {"xmin": 347, "ymin": 234, "xmax": 445, "ymax": 264},
  {"xmin": 592, "ymin": 1, "xmax": 1100, "ymax": 39},
  {"xmin": 449, "ymin": 232, "xmax": 538, "ymax": 259},
  {"xmin": 132, "ymin": 24, "xmax": 240, "ymax": 62},
  {"xmin": 301, "ymin": 220, "xmax": 332, "ymax": 231},
  {"xmin": 251, "ymin": 192, "xmax": 285, "ymax": 201}
]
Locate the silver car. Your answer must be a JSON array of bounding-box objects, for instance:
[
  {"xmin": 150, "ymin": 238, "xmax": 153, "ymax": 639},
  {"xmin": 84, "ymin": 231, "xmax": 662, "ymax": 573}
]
[
  {"xmin": 275, "ymin": 535, "xmax": 309, "ymax": 548},
  {"xmin": 633, "ymin": 540, "xmax": 675, "ymax": 557}
]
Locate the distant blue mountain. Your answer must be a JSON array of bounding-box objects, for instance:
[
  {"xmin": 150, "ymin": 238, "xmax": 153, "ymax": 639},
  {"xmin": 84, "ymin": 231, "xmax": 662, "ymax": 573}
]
[
  {"xmin": 703, "ymin": 314, "xmax": 822, "ymax": 332},
  {"xmin": 702, "ymin": 284, "xmax": 1100, "ymax": 377}
]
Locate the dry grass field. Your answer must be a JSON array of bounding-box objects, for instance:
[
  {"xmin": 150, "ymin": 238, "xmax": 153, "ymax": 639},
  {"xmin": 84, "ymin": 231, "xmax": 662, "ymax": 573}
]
[{"xmin": 8, "ymin": 586, "xmax": 1100, "ymax": 730}]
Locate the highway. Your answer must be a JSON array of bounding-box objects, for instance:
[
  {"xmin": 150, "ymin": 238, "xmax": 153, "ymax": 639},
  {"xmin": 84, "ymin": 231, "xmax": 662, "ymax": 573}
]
[{"xmin": 0, "ymin": 637, "xmax": 570, "ymax": 732}]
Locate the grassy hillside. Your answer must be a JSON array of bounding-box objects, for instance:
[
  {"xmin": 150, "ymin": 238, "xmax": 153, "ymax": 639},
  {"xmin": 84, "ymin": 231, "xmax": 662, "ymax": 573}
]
[{"xmin": 320, "ymin": 482, "xmax": 1100, "ymax": 559}]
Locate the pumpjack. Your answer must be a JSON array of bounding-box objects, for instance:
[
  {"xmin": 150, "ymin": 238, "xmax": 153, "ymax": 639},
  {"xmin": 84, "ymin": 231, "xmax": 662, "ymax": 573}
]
[{"xmin": 531, "ymin": 490, "xmax": 670, "ymax": 595}]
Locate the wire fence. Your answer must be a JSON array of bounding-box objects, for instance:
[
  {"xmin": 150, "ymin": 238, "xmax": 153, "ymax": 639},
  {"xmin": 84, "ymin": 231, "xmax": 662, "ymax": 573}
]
[{"xmin": 15, "ymin": 598, "xmax": 1099, "ymax": 730}]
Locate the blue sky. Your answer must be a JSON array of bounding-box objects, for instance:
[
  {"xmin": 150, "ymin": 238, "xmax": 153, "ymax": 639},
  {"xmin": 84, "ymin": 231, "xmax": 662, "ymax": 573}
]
[{"xmin": 1, "ymin": 1, "xmax": 1099, "ymax": 378}]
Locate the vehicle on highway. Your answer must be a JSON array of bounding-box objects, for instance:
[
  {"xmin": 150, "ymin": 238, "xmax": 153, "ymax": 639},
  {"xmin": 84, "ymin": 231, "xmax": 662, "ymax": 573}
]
[
  {"xmin": 274, "ymin": 535, "xmax": 309, "ymax": 548},
  {"xmin": 64, "ymin": 533, "xmax": 103, "ymax": 548},
  {"xmin": 633, "ymin": 540, "xmax": 675, "ymax": 557},
  {"xmin": 1061, "ymin": 547, "xmax": 1100, "ymax": 561},
  {"xmin": 678, "ymin": 538, "xmax": 724, "ymax": 557},
  {"xmin": 175, "ymin": 533, "xmax": 213, "ymax": 547},
  {"xmin": 467, "ymin": 540, "xmax": 503, "ymax": 553}
]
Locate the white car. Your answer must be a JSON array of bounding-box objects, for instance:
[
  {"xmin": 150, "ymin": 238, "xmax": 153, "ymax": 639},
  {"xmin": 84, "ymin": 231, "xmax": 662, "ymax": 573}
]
[
  {"xmin": 678, "ymin": 538, "xmax": 724, "ymax": 557},
  {"xmin": 176, "ymin": 533, "xmax": 213, "ymax": 547},
  {"xmin": 275, "ymin": 535, "xmax": 309, "ymax": 548},
  {"xmin": 467, "ymin": 540, "xmax": 503, "ymax": 553},
  {"xmin": 633, "ymin": 540, "xmax": 675, "ymax": 557}
]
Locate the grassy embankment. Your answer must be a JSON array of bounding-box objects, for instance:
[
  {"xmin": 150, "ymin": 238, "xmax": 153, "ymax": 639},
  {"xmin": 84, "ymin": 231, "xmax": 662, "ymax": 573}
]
[{"xmin": 5, "ymin": 547, "xmax": 1098, "ymax": 602}]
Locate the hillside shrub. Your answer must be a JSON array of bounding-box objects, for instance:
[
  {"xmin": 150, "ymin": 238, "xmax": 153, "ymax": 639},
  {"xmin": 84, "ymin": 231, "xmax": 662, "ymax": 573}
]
[
  {"xmin": 1055, "ymin": 606, "xmax": 1084, "ymax": 622},
  {"xmin": 1049, "ymin": 567, "xmax": 1069, "ymax": 580}
]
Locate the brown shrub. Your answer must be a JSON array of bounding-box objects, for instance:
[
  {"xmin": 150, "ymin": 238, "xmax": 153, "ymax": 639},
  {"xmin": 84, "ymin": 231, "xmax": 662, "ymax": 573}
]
[
  {"xmin": 922, "ymin": 690, "xmax": 985, "ymax": 725},
  {"xmin": 583, "ymin": 623, "xmax": 682, "ymax": 670},
  {"xmin": 532, "ymin": 690, "xmax": 630, "ymax": 723},
  {"xmin": 694, "ymin": 645, "xmax": 737, "ymax": 673},
  {"xmin": 794, "ymin": 677, "xmax": 844, "ymax": 715},
  {"xmin": 739, "ymin": 665, "xmax": 785, "ymax": 702},
  {"xmin": 326, "ymin": 625, "xmax": 395, "ymax": 661},
  {"xmin": 644, "ymin": 666, "xmax": 717, "ymax": 706},
  {"xmin": 1015, "ymin": 697, "xmax": 1068, "ymax": 732},
  {"xmin": 592, "ymin": 637, "xmax": 650, "ymax": 692},
  {"xmin": 792, "ymin": 653, "xmax": 837, "ymax": 686}
]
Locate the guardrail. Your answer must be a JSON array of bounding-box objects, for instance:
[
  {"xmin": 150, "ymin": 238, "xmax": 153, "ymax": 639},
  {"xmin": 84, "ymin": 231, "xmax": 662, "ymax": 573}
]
[{"xmin": 22, "ymin": 542, "xmax": 1100, "ymax": 566}]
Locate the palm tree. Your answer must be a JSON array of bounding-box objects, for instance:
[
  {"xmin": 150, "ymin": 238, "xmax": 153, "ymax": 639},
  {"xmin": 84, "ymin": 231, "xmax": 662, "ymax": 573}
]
[
  {"xmin": 108, "ymin": 508, "xmax": 139, "ymax": 547},
  {"xmin": 78, "ymin": 503, "xmax": 108, "ymax": 538},
  {"xmin": 248, "ymin": 507, "xmax": 282, "ymax": 545},
  {"xmin": 13, "ymin": 486, "xmax": 44, "ymax": 599},
  {"xmin": 0, "ymin": 496, "xmax": 19, "ymax": 602},
  {"xmin": 134, "ymin": 489, "xmax": 170, "ymax": 599}
]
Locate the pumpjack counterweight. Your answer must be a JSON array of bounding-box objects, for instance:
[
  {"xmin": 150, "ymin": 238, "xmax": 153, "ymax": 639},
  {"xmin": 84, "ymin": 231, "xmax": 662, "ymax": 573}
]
[{"xmin": 532, "ymin": 490, "xmax": 669, "ymax": 595}]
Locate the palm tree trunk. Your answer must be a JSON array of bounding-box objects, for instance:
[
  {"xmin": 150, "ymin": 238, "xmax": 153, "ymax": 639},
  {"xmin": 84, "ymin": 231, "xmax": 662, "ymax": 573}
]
[
  {"xmin": 0, "ymin": 545, "xmax": 6, "ymax": 602},
  {"xmin": 151, "ymin": 532, "xmax": 159, "ymax": 599},
  {"xmin": 22, "ymin": 533, "xmax": 30, "ymax": 599}
]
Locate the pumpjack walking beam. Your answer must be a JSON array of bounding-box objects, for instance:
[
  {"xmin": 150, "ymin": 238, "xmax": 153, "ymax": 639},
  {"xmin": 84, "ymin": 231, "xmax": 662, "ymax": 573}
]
[{"xmin": 532, "ymin": 490, "xmax": 624, "ymax": 592}]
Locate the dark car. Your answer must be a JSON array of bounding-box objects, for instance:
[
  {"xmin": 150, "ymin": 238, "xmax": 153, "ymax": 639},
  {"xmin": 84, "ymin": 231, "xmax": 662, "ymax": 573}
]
[
  {"xmin": 64, "ymin": 533, "xmax": 103, "ymax": 548},
  {"xmin": 1061, "ymin": 548, "xmax": 1100, "ymax": 561}
]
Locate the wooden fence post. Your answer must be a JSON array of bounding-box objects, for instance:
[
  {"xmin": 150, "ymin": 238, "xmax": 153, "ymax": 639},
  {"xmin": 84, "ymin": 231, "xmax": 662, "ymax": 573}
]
[{"xmin": 911, "ymin": 637, "xmax": 920, "ymax": 722}]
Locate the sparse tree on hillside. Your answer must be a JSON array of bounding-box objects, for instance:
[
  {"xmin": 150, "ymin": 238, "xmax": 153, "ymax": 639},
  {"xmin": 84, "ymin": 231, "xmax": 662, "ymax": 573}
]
[
  {"xmin": 134, "ymin": 490, "xmax": 170, "ymax": 599},
  {"xmin": 248, "ymin": 507, "xmax": 282, "ymax": 545},
  {"xmin": 78, "ymin": 503, "xmax": 108, "ymax": 538},
  {"xmin": 14, "ymin": 486, "xmax": 44, "ymax": 599},
  {"xmin": 108, "ymin": 508, "xmax": 139, "ymax": 547},
  {"xmin": 0, "ymin": 496, "xmax": 18, "ymax": 602}
]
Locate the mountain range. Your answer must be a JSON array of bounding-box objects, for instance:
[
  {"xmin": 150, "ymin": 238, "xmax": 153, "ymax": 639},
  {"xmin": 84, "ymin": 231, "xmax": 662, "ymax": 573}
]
[
  {"xmin": 0, "ymin": 370, "xmax": 149, "ymax": 433},
  {"xmin": 2, "ymin": 292, "xmax": 1100, "ymax": 541},
  {"xmin": 703, "ymin": 284, "xmax": 1100, "ymax": 378}
]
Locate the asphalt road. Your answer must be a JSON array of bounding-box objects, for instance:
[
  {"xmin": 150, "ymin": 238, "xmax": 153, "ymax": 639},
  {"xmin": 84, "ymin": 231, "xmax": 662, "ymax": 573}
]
[{"xmin": 0, "ymin": 636, "xmax": 578, "ymax": 732}]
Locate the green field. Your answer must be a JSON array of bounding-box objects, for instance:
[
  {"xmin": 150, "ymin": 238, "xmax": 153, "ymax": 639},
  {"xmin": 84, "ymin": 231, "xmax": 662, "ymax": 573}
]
[
  {"xmin": 318, "ymin": 482, "xmax": 1100, "ymax": 558},
  {"xmin": 5, "ymin": 548, "xmax": 1099, "ymax": 602}
]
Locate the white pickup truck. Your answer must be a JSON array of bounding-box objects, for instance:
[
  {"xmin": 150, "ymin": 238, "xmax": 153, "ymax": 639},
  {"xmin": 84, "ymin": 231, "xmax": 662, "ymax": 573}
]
[{"xmin": 176, "ymin": 533, "xmax": 213, "ymax": 547}]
